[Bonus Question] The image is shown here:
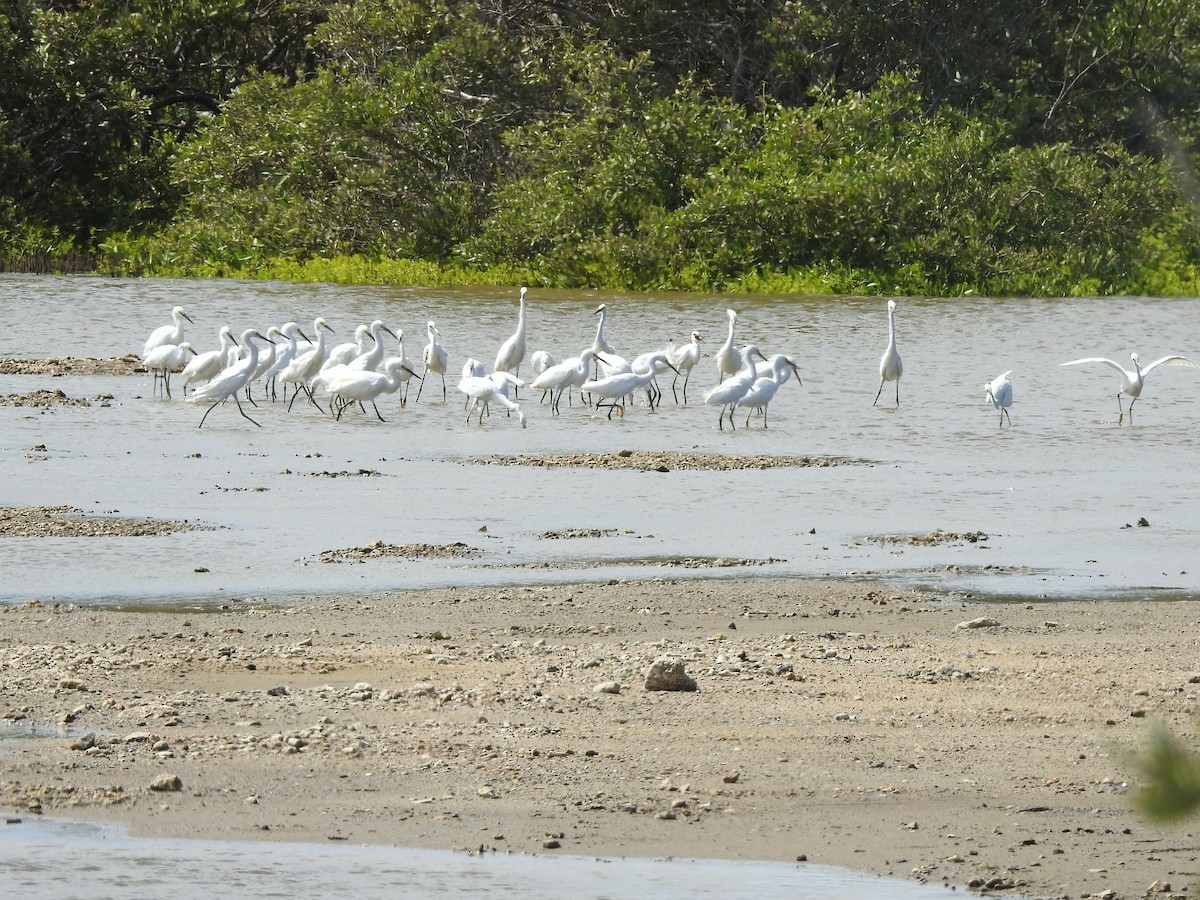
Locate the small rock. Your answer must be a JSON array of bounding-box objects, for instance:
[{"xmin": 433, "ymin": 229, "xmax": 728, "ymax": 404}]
[
  {"xmin": 644, "ymin": 657, "xmax": 698, "ymax": 692},
  {"xmin": 542, "ymin": 839, "xmax": 561, "ymax": 849},
  {"xmin": 149, "ymin": 774, "xmax": 182, "ymax": 792},
  {"xmin": 594, "ymin": 681, "xmax": 621, "ymax": 695},
  {"xmin": 722, "ymin": 771, "xmax": 740, "ymax": 784},
  {"xmin": 955, "ymin": 617, "xmax": 1000, "ymax": 630},
  {"xmin": 69, "ymin": 733, "xmax": 96, "ymax": 751},
  {"xmin": 1148, "ymin": 881, "xmax": 1172, "ymax": 893}
]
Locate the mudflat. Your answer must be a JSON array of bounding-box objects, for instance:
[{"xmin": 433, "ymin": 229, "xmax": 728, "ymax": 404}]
[{"xmin": 2, "ymin": 578, "xmax": 1196, "ymax": 899}]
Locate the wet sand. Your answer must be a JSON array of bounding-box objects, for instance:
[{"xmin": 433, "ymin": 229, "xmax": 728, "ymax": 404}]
[{"xmin": 3, "ymin": 579, "xmax": 1198, "ymax": 899}]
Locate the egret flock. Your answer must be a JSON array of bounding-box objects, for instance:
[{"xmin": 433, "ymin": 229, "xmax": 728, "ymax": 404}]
[{"xmin": 137, "ymin": 291, "xmax": 1199, "ymax": 429}]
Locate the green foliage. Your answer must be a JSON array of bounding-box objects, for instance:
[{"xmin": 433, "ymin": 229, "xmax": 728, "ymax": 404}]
[{"xmin": 1131, "ymin": 724, "xmax": 1200, "ymax": 822}]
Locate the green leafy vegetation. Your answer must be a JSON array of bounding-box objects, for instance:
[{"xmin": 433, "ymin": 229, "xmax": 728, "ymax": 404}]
[{"xmin": 4, "ymin": 0, "xmax": 1200, "ymax": 295}]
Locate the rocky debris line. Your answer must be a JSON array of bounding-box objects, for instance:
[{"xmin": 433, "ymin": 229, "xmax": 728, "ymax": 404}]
[
  {"xmin": 0, "ymin": 355, "xmax": 143, "ymax": 376},
  {"xmin": 0, "ymin": 389, "xmax": 113, "ymax": 408},
  {"xmin": 319, "ymin": 540, "xmax": 482, "ymax": 563},
  {"xmin": 0, "ymin": 506, "xmax": 209, "ymax": 538},
  {"xmin": 539, "ymin": 528, "xmax": 620, "ymax": 539},
  {"xmin": 486, "ymin": 555, "xmax": 785, "ymax": 570},
  {"xmin": 471, "ymin": 450, "xmax": 852, "ymax": 471},
  {"xmin": 282, "ymin": 468, "xmax": 384, "ymax": 478},
  {"xmin": 871, "ymin": 529, "xmax": 989, "ymax": 546}
]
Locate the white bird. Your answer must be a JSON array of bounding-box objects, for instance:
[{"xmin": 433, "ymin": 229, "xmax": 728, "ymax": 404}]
[
  {"xmin": 459, "ymin": 374, "xmax": 527, "ymax": 427},
  {"xmin": 246, "ymin": 326, "xmax": 284, "ymax": 397},
  {"xmin": 347, "ymin": 320, "xmax": 399, "ymax": 372},
  {"xmin": 985, "ymin": 370, "xmax": 1013, "ymax": 427},
  {"xmin": 529, "ymin": 349, "xmax": 557, "ymax": 402},
  {"xmin": 589, "ymin": 303, "xmax": 616, "ymax": 378},
  {"xmin": 392, "ymin": 329, "xmax": 417, "ymax": 404},
  {"xmin": 1060, "ymin": 352, "xmax": 1198, "ymax": 423},
  {"xmin": 493, "ymin": 286, "xmax": 529, "ymax": 384},
  {"xmin": 530, "ymin": 349, "xmax": 597, "ymax": 413},
  {"xmin": 715, "ymin": 309, "xmax": 742, "ymax": 383},
  {"xmin": 874, "ymin": 299, "xmax": 903, "ymax": 407},
  {"xmin": 180, "ymin": 326, "xmax": 238, "ymax": 394},
  {"xmin": 192, "ymin": 330, "xmax": 273, "ymax": 428},
  {"xmin": 416, "ymin": 321, "xmax": 449, "ymax": 401},
  {"xmin": 323, "ymin": 324, "xmax": 372, "ymax": 370},
  {"xmin": 259, "ymin": 322, "xmax": 308, "ymax": 400},
  {"xmin": 280, "ymin": 317, "xmax": 335, "ymax": 411},
  {"xmin": 705, "ymin": 344, "xmax": 768, "ymax": 430},
  {"xmin": 737, "ymin": 354, "xmax": 801, "ymax": 428},
  {"xmin": 461, "ymin": 358, "xmax": 486, "ymax": 409},
  {"xmin": 320, "ymin": 357, "xmax": 416, "ymax": 422},
  {"xmin": 142, "ymin": 306, "xmax": 194, "ymax": 358},
  {"xmin": 668, "ymin": 331, "xmax": 703, "ymax": 403},
  {"xmin": 631, "ymin": 346, "xmax": 675, "ymax": 409},
  {"xmin": 142, "ymin": 342, "xmax": 195, "ymax": 398},
  {"xmin": 581, "ymin": 353, "xmax": 677, "ymax": 418}
]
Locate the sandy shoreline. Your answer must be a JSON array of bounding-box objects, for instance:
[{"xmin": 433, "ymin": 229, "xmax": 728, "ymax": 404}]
[{"xmin": 2, "ymin": 578, "xmax": 1198, "ymax": 899}]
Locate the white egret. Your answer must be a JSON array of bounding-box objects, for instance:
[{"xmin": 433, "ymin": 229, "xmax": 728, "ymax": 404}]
[
  {"xmin": 1060, "ymin": 352, "xmax": 1198, "ymax": 423},
  {"xmin": 246, "ymin": 325, "xmax": 284, "ymax": 398},
  {"xmin": 705, "ymin": 344, "xmax": 768, "ymax": 430},
  {"xmin": 142, "ymin": 306, "xmax": 194, "ymax": 357},
  {"xmin": 668, "ymin": 331, "xmax": 703, "ymax": 403},
  {"xmin": 191, "ymin": 330, "xmax": 273, "ymax": 428},
  {"xmin": 715, "ymin": 309, "xmax": 742, "ymax": 383},
  {"xmin": 324, "ymin": 324, "xmax": 371, "ymax": 370},
  {"xmin": 416, "ymin": 321, "xmax": 449, "ymax": 401},
  {"xmin": 530, "ymin": 349, "xmax": 597, "ymax": 413},
  {"xmin": 347, "ymin": 320, "xmax": 399, "ymax": 372},
  {"xmin": 461, "ymin": 358, "xmax": 486, "ymax": 409},
  {"xmin": 737, "ymin": 354, "xmax": 801, "ymax": 428},
  {"xmin": 589, "ymin": 304, "xmax": 616, "ymax": 378},
  {"xmin": 459, "ymin": 374, "xmax": 527, "ymax": 427},
  {"xmin": 529, "ymin": 349, "xmax": 557, "ymax": 403},
  {"xmin": 180, "ymin": 326, "xmax": 238, "ymax": 394},
  {"xmin": 319, "ymin": 357, "xmax": 417, "ymax": 421},
  {"xmin": 493, "ymin": 286, "xmax": 529, "ymax": 385},
  {"xmin": 984, "ymin": 370, "xmax": 1013, "ymax": 427},
  {"xmin": 142, "ymin": 342, "xmax": 195, "ymax": 398},
  {"xmin": 259, "ymin": 322, "xmax": 308, "ymax": 400},
  {"xmin": 754, "ymin": 353, "xmax": 801, "ymax": 386},
  {"xmin": 631, "ymin": 346, "xmax": 675, "ymax": 409},
  {"xmin": 581, "ymin": 353, "xmax": 677, "ymax": 418},
  {"xmin": 393, "ymin": 329, "xmax": 417, "ymax": 404},
  {"xmin": 874, "ymin": 299, "xmax": 903, "ymax": 407},
  {"xmin": 280, "ymin": 317, "xmax": 335, "ymax": 411}
]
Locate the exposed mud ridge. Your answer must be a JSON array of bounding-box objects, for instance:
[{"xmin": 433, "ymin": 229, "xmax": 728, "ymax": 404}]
[
  {"xmin": 0, "ymin": 389, "xmax": 114, "ymax": 408},
  {"xmin": 539, "ymin": 528, "xmax": 620, "ymax": 539},
  {"xmin": 319, "ymin": 540, "xmax": 482, "ymax": 563},
  {"xmin": 0, "ymin": 506, "xmax": 210, "ymax": 537},
  {"xmin": 0, "ymin": 355, "xmax": 143, "ymax": 376},
  {"xmin": 486, "ymin": 555, "xmax": 786, "ymax": 570},
  {"xmin": 472, "ymin": 451, "xmax": 853, "ymax": 471},
  {"xmin": 281, "ymin": 468, "xmax": 385, "ymax": 478},
  {"xmin": 871, "ymin": 529, "xmax": 990, "ymax": 546}
]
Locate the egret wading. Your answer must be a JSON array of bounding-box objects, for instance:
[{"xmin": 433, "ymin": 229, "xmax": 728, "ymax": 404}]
[
  {"xmin": 581, "ymin": 353, "xmax": 678, "ymax": 418},
  {"xmin": 715, "ymin": 309, "xmax": 742, "ymax": 383},
  {"xmin": 142, "ymin": 306, "xmax": 194, "ymax": 358},
  {"xmin": 705, "ymin": 344, "xmax": 768, "ymax": 430},
  {"xmin": 1060, "ymin": 352, "xmax": 1199, "ymax": 423},
  {"xmin": 668, "ymin": 331, "xmax": 703, "ymax": 403},
  {"xmin": 416, "ymin": 321, "xmax": 449, "ymax": 401},
  {"xmin": 192, "ymin": 330, "xmax": 274, "ymax": 428},
  {"xmin": 985, "ymin": 371, "xmax": 1013, "ymax": 427},
  {"xmin": 494, "ymin": 286, "xmax": 529, "ymax": 392},
  {"xmin": 180, "ymin": 326, "xmax": 238, "ymax": 395},
  {"xmin": 874, "ymin": 299, "xmax": 903, "ymax": 407},
  {"xmin": 142, "ymin": 341, "xmax": 195, "ymax": 398},
  {"xmin": 737, "ymin": 354, "xmax": 802, "ymax": 428}
]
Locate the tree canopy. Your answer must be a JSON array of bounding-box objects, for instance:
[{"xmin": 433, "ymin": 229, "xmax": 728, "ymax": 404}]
[{"xmin": 3, "ymin": 0, "xmax": 1200, "ymax": 294}]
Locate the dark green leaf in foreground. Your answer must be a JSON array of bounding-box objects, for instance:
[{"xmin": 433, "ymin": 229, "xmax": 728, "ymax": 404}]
[{"xmin": 1132, "ymin": 724, "xmax": 1200, "ymax": 822}]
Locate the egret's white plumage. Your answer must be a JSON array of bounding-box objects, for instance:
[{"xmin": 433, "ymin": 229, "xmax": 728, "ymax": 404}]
[
  {"xmin": 705, "ymin": 343, "xmax": 767, "ymax": 429},
  {"xmin": 318, "ymin": 357, "xmax": 416, "ymax": 421},
  {"xmin": 737, "ymin": 354, "xmax": 801, "ymax": 428},
  {"xmin": 142, "ymin": 306, "xmax": 194, "ymax": 358},
  {"xmin": 280, "ymin": 317, "xmax": 335, "ymax": 411},
  {"xmin": 259, "ymin": 322, "xmax": 308, "ymax": 400},
  {"xmin": 581, "ymin": 353, "xmax": 677, "ymax": 418},
  {"xmin": 1060, "ymin": 352, "xmax": 1198, "ymax": 423},
  {"xmin": 143, "ymin": 341, "xmax": 195, "ymax": 398},
  {"xmin": 416, "ymin": 321, "xmax": 449, "ymax": 401},
  {"xmin": 347, "ymin": 320, "xmax": 398, "ymax": 372},
  {"xmin": 530, "ymin": 349, "xmax": 597, "ymax": 413},
  {"xmin": 191, "ymin": 330, "xmax": 273, "ymax": 428},
  {"xmin": 324, "ymin": 325, "xmax": 372, "ymax": 370},
  {"xmin": 494, "ymin": 286, "xmax": 529, "ymax": 380},
  {"xmin": 874, "ymin": 299, "xmax": 903, "ymax": 407},
  {"xmin": 985, "ymin": 370, "xmax": 1014, "ymax": 427},
  {"xmin": 180, "ymin": 326, "xmax": 238, "ymax": 394},
  {"xmin": 589, "ymin": 303, "xmax": 616, "ymax": 378},
  {"xmin": 459, "ymin": 373, "xmax": 527, "ymax": 427},
  {"xmin": 668, "ymin": 331, "xmax": 703, "ymax": 403},
  {"xmin": 715, "ymin": 309, "xmax": 742, "ymax": 383}
]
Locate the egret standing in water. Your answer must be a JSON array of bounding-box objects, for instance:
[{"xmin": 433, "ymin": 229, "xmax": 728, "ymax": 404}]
[
  {"xmin": 668, "ymin": 331, "xmax": 703, "ymax": 403},
  {"xmin": 142, "ymin": 341, "xmax": 195, "ymax": 398},
  {"xmin": 192, "ymin": 330, "xmax": 274, "ymax": 428},
  {"xmin": 416, "ymin": 321, "xmax": 449, "ymax": 401},
  {"xmin": 180, "ymin": 326, "xmax": 238, "ymax": 394},
  {"xmin": 1060, "ymin": 352, "xmax": 1198, "ymax": 423},
  {"xmin": 459, "ymin": 373, "xmax": 527, "ymax": 427},
  {"xmin": 985, "ymin": 370, "xmax": 1013, "ymax": 427},
  {"xmin": 142, "ymin": 306, "xmax": 194, "ymax": 357},
  {"xmin": 705, "ymin": 344, "xmax": 768, "ymax": 429},
  {"xmin": 715, "ymin": 309, "xmax": 742, "ymax": 383},
  {"xmin": 589, "ymin": 304, "xmax": 616, "ymax": 378},
  {"xmin": 874, "ymin": 299, "xmax": 903, "ymax": 407},
  {"xmin": 494, "ymin": 287, "xmax": 529, "ymax": 389},
  {"xmin": 737, "ymin": 354, "xmax": 801, "ymax": 428},
  {"xmin": 582, "ymin": 353, "xmax": 678, "ymax": 418}
]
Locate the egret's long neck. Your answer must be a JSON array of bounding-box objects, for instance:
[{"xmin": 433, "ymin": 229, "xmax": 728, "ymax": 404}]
[{"xmin": 888, "ymin": 308, "xmax": 897, "ymax": 345}]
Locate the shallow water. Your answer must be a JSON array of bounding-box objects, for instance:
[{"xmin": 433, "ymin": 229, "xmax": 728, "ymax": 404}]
[
  {"xmin": 0, "ymin": 818, "xmax": 960, "ymax": 899},
  {"xmin": 1, "ymin": 273, "xmax": 1199, "ymax": 605}
]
